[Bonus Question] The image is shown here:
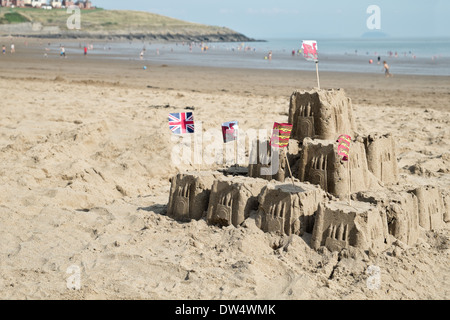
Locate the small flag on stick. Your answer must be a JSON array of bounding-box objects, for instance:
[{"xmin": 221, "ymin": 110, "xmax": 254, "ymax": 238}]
[
  {"xmin": 302, "ymin": 40, "xmax": 320, "ymax": 89},
  {"xmin": 336, "ymin": 134, "xmax": 352, "ymax": 205},
  {"xmin": 169, "ymin": 112, "xmax": 195, "ymax": 135},
  {"xmin": 270, "ymin": 123, "xmax": 293, "ymax": 149},
  {"xmin": 302, "ymin": 40, "xmax": 318, "ymax": 62},
  {"xmin": 336, "ymin": 134, "xmax": 352, "ymax": 161},
  {"xmin": 222, "ymin": 121, "xmax": 238, "ymax": 143},
  {"xmin": 270, "ymin": 123, "xmax": 295, "ymax": 185}
]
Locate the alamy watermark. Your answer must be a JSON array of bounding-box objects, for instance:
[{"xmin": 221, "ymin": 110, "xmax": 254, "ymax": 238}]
[
  {"xmin": 366, "ymin": 265, "xmax": 381, "ymax": 290},
  {"xmin": 66, "ymin": 265, "xmax": 81, "ymax": 290},
  {"xmin": 366, "ymin": 5, "xmax": 381, "ymax": 30},
  {"xmin": 171, "ymin": 123, "xmax": 280, "ymax": 175},
  {"xmin": 67, "ymin": 5, "xmax": 81, "ymax": 30}
]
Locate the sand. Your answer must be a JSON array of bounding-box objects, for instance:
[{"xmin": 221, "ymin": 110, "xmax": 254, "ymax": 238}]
[{"xmin": 0, "ymin": 44, "xmax": 449, "ymax": 300}]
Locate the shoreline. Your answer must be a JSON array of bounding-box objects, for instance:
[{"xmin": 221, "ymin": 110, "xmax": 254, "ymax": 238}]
[{"xmin": 1, "ymin": 49, "xmax": 449, "ymax": 111}]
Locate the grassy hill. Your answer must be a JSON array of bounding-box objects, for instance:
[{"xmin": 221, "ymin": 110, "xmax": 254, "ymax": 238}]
[{"xmin": 0, "ymin": 7, "xmax": 253, "ymax": 41}]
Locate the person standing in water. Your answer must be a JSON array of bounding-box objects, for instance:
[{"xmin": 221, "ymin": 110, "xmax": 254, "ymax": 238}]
[{"xmin": 383, "ymin": 61, "xmax": 393, "ymax": 78}]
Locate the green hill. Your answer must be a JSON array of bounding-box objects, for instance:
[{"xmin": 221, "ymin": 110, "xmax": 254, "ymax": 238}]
[{"xmin": 0, "ymin": 7, "xmax": 254, "ymax": 42}]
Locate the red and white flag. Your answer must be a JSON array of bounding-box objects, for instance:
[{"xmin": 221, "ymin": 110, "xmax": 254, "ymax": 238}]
[
  {"xmin": 222, "ymin": 121, "xmax": 238, "ymax": 143},
  {"xmin": 302, "ymin": 40, "xmax": 318, "ymax": 62}
]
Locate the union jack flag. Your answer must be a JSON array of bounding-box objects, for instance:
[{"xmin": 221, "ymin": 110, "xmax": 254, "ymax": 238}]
[{"xmin": 169, "ymin": 112, "xmax": 195, "ymax": 134}]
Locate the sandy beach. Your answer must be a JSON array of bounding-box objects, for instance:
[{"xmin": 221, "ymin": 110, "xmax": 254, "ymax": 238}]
[{"xmin": 0, "ymin": 41, "xmax": 449, "ymax": 300}]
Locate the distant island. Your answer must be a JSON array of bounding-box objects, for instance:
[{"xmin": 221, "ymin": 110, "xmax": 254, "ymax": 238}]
[{"xmin": 0, "ymin": 6, "xmax": 255, "ymax": 42}]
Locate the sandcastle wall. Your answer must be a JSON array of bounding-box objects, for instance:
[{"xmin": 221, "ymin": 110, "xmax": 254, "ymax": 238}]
[
  {"xmin": 255, "ymin": 182, "xmax": 326, "ymax": 236},
  {"xmin": 288, "ymin": 89, "xmax": 356, "ymax": 142},
  {"xmin": 363, "ymin": 133, "xmax": 399, "ymax": 184},
  {"xmin": 206, "ymin": 176, "xmax": 268, "ymax": 227},
  {"xmin": 311, "ymin": 201, "xmax": 390, "ymax": 253},
  {"xmin": 443, "ymin": 191, "xmax": 450, "ymax": 224},
  {"xmin": 356, "ymin": 191, "xmax": 420, "ymax": 246},
  {"xmin": 167, "ymin": 171, "xmax": 221, "ymax": 221}
]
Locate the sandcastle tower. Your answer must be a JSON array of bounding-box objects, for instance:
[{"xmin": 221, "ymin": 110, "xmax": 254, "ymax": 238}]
[
  {"xmin": 288, "ymin": 89, "xmax": 356, "ymax": 141},
  {"xmin": 363, "ymin": 133, "xmax": 399, "ymax": 184},
  {"xmin": 206, "ymin": 176, "xmax": 268, "ymax": 227},
  {"xmin": 255, "ymin": 182, "xmax": 326, "ymax": 236},
  {"xmin": 167, "ymin": 171, "xmax": 222, "ymax": 221}
]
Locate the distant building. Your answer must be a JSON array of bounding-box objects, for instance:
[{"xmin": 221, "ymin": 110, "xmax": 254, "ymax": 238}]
[
  {"xmin": 75, "ymin": 0, "xmax": 93, "ymax": 9},
  {"xmin": 27, "ymin": 0, "xmax": 47, "ymax": 7},
  {"xmin": 1, "ymin": 0, "xmax": 93, "ymax": 8},
  {"xmin": 50, "ymin": 0, "xmax": 61, "ymax": 8},
  {"xmin": 1, "ymin": 0, "xmax": 13, "ymax": 7},
  {"xmin": 13, "ymin": 0, "xmax": 26, "ymax": 7},
  {"xmin": 63, "ymin": 0, "xmax": 74, "ymax": 7}
]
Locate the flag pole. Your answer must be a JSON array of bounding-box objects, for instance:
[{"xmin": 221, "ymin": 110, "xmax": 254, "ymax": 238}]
[
  {"xmin": 347, "ymin": 160, "xmax": 351, "ymax": 206},
  {"xmin": 315, "ymin": 60, "xmax": 321, "ymax": 90},
  {"xmin": 234, "ymin": 138, "xmax": 238, "ymax": 168},
  {"xmin": 284, "ymin": 149, "xmax": 295, "ymax": 186}
]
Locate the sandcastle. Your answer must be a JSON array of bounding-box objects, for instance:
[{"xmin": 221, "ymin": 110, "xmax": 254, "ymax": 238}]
[{"xmin": 166, "ymin": 88, "xmax": 448, "ymax": 254}]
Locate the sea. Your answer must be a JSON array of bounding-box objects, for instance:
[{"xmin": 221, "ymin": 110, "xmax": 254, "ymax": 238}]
[{"xmin": 68, "ymin": 37, "xmax": 450, "ymax": 76}]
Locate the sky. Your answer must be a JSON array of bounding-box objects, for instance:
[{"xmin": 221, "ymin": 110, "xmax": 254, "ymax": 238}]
[{"xmin": 93, "ymin": 0, "xmax": 450, "ymax": 39}]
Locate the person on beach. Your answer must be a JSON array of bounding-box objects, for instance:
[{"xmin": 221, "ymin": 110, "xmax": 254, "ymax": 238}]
[
  {"xmin": 11, "ymin": 44, "xmax": 15, "ymax": 54},
  {"xmin": 383, "ymin": 61, "xmax": 393, "ymax": 78},
  {"xmin": 377, "ymin": 56, "xmax": 381, "ymax": 64},
  {"xmin": 84, "ymin": 46, "xmax": 88, "ymax": 56},
  {"xmin": 60, "ymin": 46, "xmax": 66, "ymax": 58},
  {"xmin": 2, "ymin": 45, "xmax": 5, "ymax": 55}
]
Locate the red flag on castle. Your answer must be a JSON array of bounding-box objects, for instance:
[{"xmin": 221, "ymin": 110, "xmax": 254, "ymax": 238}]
[
  {"xmin": 302, "ymin": 40, "xmax": 320, "ymax": 89},
  {"xmin": 302, "ymin": 40, "xmax": 318, "ymax": 62},
  {"xmin": 222, "ymin": 121, "xmax": 238, "ymax": 143}
]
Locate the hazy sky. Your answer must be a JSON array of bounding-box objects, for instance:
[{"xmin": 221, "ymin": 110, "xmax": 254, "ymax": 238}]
[{"xmin": 93, "ymin": 0, "xmax": 450, "ymax": 39}]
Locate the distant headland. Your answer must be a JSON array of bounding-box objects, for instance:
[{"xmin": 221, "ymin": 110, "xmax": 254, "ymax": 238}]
[{"xmin": 0, "ymin": 5, "xmax": 256, "ymax": 42}]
